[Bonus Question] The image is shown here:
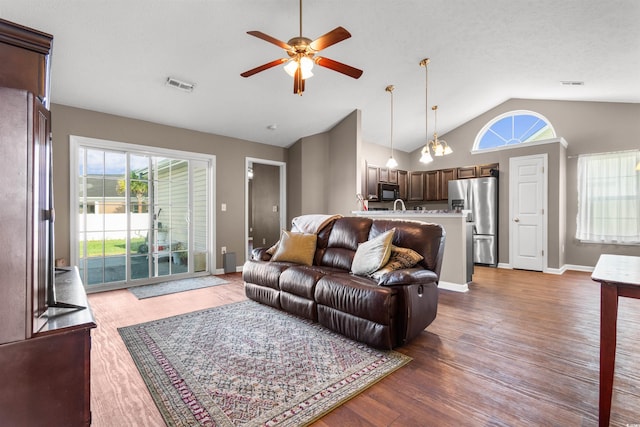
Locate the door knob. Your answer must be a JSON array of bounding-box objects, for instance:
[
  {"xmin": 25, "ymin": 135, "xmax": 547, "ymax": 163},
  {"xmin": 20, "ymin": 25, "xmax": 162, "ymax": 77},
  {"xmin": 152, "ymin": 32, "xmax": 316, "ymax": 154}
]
[{"xmin": 514, "ymin": 217, "xmax": 520, "ymax": 222}]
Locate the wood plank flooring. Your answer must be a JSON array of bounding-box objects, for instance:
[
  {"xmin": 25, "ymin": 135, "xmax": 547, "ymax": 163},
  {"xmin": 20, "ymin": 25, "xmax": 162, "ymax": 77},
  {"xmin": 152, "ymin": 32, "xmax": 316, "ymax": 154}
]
[{"xmin": 87, "ymin": 268, "xmax": 640, "ymax": 426}]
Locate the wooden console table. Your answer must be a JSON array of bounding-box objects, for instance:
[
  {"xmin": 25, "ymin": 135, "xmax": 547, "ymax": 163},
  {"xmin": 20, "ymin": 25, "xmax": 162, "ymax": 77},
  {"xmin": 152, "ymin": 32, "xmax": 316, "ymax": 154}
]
[{"xmin": 591, "ymin": 254, "xmax": 640, "ymax": 427}]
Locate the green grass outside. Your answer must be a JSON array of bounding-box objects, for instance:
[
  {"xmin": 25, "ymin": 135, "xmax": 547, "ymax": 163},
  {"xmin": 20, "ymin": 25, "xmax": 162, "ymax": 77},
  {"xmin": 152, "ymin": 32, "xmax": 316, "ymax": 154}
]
[{"xmin": 85, "ymin": 237, "xmax": 146, "ymax": 257}]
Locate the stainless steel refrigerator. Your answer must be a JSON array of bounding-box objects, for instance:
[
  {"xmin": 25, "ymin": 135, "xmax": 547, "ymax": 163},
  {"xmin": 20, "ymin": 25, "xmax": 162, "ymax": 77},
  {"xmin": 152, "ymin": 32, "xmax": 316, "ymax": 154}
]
[{"xmin": 448, "ymin": 177, "xmax": 498, "ymax": 266}]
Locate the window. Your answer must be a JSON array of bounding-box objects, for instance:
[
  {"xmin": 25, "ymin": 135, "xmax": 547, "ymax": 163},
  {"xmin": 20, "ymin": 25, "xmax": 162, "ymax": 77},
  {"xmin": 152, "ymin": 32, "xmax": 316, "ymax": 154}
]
[
  {"xmin": 576, "ymin": 150, "xmax": 640, "ymax": 244},
  {"xmin": 473, "ymin": 110, "xmax": 556, "ymax": 152},
  {"xmin": 71, "ymin": 136, "xmax": 215, "ymax": 291}
]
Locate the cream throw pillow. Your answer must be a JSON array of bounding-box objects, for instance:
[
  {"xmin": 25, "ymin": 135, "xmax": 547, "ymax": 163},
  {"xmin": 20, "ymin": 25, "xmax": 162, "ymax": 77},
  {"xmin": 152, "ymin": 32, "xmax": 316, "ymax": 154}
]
[
  {"xmin": 270, "ymin": 230, "xmax": 317, "ymax": 266},
  {"xmin": 371, "ymin": 245, "xmax": 424, "ymax": 280},
  {"xmin": 351, "ymin": 228, "xmax": 395, "ymax": 276}
]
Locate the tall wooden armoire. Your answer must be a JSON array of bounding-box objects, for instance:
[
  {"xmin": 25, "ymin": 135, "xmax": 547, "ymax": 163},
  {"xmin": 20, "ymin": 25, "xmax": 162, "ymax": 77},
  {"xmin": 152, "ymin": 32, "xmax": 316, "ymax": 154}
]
[{"xmin": 0, "ymin": 18, "xmax": 96, "ymax": 426}]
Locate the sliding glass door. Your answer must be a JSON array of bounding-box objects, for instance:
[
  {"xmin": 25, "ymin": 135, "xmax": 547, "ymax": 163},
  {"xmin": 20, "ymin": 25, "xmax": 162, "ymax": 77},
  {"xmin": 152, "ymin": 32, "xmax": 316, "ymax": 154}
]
[{"xmin": 72, "ymin": 137, "xmax": 213, "ymax": 292}]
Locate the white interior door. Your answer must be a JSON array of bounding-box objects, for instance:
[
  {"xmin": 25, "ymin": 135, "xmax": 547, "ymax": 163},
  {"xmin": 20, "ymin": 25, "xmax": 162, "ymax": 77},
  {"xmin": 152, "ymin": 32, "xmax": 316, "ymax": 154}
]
[{"xmin": 509, "ymin": 154, "xmax": 547, "ymax": 271}]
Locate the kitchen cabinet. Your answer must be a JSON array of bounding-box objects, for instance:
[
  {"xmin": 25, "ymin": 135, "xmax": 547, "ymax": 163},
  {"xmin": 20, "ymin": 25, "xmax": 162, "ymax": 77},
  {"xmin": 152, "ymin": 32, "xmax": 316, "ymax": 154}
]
[
  {"xmin": 457, "ymin": 163, "xmax": 498, "ymax": 179},
  {"xmin": 408, "ymin": 171, "xmax": 425, "ymax": 201},
  {"xmin": 366, "ymin": 163, "xmax": 379, "ymax": 200},
  {"xmin": 397, "ymin": 170, "xmax": 408, "ymax": 200},
  {"xmin": 424, "ymin": 170, "xmax": 440, "ymax": 201},
  {"xmin": 439, "ymin": 168, "xmax": 457, "ymax": 201}
]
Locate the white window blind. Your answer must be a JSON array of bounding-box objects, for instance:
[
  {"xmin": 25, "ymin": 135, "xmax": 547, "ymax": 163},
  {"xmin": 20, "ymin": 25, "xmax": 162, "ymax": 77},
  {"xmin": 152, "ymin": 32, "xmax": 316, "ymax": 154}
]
[{"xmin": 576, "ymin": 150, "xmax": 640, "ymax": 244}]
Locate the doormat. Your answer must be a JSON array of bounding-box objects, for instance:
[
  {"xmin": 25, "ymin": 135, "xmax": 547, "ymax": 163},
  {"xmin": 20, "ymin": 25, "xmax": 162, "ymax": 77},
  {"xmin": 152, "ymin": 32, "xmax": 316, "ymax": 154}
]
[
  {"xmin": 128, "ymin": 275, "xmax": 229, "ymax": 299},
  {"xmin": 118, "ymin": 300, "xmax": 411, "ymax": 426}
]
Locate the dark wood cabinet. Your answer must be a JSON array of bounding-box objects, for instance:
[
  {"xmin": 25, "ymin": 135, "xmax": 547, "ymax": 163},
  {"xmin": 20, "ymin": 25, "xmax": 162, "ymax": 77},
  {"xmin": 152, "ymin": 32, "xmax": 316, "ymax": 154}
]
[
  {"xmin": 366, "ymin": 163, "xmax": 379, "ymax": 200},
  {"xmin": 397, "ymin": 170, "xmax": 408, "ymax": 200},
  {"xmin": 457, "ymin": 163, "xmax": 499, "ymax": 179},
  {"xmin": 424, "ymin": 170, "xmax": 440, "ymax": 201},
  {"xmin": 0, "ymin": 19, "xmax": 96, "ymax": 426},
  {"xmin": 439, "ymin": 168, "xmax": 458, "ymax": 201},
  {"xmin": 408, "ymin": 171, "xmax": 425, "ymax": 201}
]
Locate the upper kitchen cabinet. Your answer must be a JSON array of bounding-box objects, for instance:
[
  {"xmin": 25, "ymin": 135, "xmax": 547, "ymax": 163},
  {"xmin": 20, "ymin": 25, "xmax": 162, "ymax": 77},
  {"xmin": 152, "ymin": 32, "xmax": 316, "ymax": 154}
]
[
  {"xmin": 408, "ymin": 171, "xmax": 425, "ymax": 201},
  {"xmin": 397, "ymin": 170, "xmax": 408, "ymax": 200},
  {"xmin": 424, "ymin": 170, "xmax": 440, "ymax": 201},
  {"xmin": 457, "ymin": 163, "xmax": 499, "ymax": 179},
  {"xmin": 0, "ymin": 19, "xmax": 52, "ymax": 106},
  {"xmin": 439, "ymin": 168, "xmax": 457, "ymax": 201}
]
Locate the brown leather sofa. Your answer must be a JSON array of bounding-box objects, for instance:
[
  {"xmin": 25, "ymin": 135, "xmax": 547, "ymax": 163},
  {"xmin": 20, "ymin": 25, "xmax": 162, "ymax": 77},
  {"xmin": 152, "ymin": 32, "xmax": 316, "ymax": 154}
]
[{"xmin": 242, "ymin": 215, "xmax": 446, "ymax": 349}]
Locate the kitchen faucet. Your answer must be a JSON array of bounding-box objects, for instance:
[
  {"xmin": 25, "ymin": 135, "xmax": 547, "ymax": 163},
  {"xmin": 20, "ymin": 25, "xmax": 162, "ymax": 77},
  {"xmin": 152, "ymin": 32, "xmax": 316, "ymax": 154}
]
[{"xmin": 393, "ymin": 198, "xmax": 406, "ymax": 211}]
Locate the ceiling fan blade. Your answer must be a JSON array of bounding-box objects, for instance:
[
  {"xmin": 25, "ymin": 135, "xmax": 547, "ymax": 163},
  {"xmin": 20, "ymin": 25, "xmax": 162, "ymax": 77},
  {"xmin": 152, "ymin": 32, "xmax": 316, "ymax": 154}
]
[
  {"xmin": 309, "ymin": 26, "xmax": 351, "ymax": 51},
  {"xmin": 293, "ymin": 67, "xmax": 305, "ymax": 95},
  {"xmin": 314, "ymin": 57, "xmax": 363, "ymax": 79},
  {"xmin": 240, "ymin": 58, "xmax": 288, "ymax": 78},
  {"xmin": 247, "ymin": 31, "xmax": 292, "ymax": 50}
]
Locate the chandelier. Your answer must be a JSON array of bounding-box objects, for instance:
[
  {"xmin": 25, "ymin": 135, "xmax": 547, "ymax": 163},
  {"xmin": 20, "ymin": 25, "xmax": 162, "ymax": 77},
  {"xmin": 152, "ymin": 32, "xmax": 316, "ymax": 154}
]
[{"xmin": 419, "ymin": 58, "xmax": 453, "ymax": 164}]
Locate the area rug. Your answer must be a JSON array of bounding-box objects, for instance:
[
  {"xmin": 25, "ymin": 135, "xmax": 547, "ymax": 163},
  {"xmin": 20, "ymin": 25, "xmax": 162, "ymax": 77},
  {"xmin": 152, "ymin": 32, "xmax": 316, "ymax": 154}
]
[
  {"xmin": 128, "ymin": 275, "xmax": 229, "ymax": 299},
  {"xmin": 118, "ymin": 300, "xmax": 411, "ymax": 427}
]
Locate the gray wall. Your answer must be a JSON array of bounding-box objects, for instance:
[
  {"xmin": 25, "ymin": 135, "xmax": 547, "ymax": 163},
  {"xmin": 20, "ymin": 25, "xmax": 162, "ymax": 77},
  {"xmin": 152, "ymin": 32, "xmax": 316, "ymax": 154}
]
[
  {"xmin": 51, "ymin": 103, "xmax": 286, "ymax": 268},
  {"xmin": 403, "ymin": 98, "xmax": 640, "ymax": 268},
  {"xmin": 286, "ymin": 110, "xmax": 361, "ymax": 222}
]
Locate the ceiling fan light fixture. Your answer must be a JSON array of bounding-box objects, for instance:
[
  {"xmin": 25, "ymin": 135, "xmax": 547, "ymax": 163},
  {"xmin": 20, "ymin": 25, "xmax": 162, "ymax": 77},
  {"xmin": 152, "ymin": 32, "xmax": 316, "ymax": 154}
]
[{"xmin": 283, "ymin": 56, "xmax": 314, "ymax": 79}]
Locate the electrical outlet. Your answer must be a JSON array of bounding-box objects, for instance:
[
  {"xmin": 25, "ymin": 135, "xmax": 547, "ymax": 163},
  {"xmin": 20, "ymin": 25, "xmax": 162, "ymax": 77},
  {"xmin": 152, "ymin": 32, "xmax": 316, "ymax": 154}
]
[
  {"xmin": 262, "ymin": 238, "xmax": 266, "ymax": 245},
  {"xmin": 221, "ymin": 203, "xmax": 227, "ymax": 212},
  {"xmin": 221, "ymin": 246, "xmax": 227, "ymax": 254},
  {"xmin": 272, "ymin": 205, "xmax": 278, "ymax": 213}
]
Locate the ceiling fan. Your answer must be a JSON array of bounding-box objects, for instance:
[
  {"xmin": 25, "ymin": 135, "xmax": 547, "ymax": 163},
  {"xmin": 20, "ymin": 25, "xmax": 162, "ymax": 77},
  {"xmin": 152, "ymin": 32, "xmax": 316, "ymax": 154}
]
[{"xmin": 240, "ymin": 0, "xmax": 363, "ymax": 95}]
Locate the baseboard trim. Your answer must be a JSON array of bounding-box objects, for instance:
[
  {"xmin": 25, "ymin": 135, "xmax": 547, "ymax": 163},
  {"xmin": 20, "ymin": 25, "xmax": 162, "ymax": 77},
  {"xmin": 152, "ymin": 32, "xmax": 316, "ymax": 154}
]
[
  {"xmin": 563, "ymin": 264, "xmax": 594, "ymax": 273},
  {"xmin": 497, "ymin": 263, "xmax": 512, "ymax": 269},
  {"xmin": 438, "ymin": 281, "xmax": 470, "ymax": 293}
]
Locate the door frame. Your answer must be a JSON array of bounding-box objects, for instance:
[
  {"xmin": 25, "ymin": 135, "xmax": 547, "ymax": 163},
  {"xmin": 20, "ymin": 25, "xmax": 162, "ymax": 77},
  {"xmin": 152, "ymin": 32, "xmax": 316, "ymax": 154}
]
[
  {"xmin": 245, "ymin": 157, "xmax": 287, "ymax": 262},
  {"xmin": 508, "ymin": 153, "xmax": 548, "ymax": 271}
]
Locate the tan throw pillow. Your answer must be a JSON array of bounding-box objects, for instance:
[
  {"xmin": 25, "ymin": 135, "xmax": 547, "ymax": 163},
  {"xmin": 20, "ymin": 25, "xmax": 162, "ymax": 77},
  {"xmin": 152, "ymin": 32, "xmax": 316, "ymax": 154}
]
[
  {"xmin": 371, "ymin": 245, "xmax": 424, "ymax": 280},
  {"xmin": 270, "ymin": 230, "xmax": 317, "ymax": 266},
  {"xmin": 351, "ymin": 228, "xmax": 395, "ymax": 276}
]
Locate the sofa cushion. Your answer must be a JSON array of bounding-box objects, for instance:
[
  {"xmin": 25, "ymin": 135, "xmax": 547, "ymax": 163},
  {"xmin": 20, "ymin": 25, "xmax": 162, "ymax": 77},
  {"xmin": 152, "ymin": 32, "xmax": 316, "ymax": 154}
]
[
  {"xmin": 351, "ymin": 228, "xmax": 395, "ymax": 276},
  {"xmin": 371, "ymin": 245, "xmax": 423, "ymax": 280},
  {"xmin": 271, "ymin": 230, "xmax": 317, "ymax": 266},
  {"xmin": 315, "ymin": 273, "xmax": 397, "ymax": 325}
]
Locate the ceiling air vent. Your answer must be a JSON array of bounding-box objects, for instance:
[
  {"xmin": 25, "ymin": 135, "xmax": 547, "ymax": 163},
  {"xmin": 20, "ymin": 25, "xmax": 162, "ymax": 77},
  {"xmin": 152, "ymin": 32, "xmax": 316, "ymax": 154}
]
[{"xmin": 166, "ymin": 77, "xmax": 195, "ymax": 92}]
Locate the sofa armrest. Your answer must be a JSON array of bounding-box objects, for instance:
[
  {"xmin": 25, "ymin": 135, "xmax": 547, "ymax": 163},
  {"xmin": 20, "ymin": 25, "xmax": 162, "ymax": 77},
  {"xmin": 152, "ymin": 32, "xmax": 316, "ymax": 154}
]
[
  {"xmin": 376, "ymin": 268, "xmax": 438, "ymax": 287},
  {"xmin": 251, "ymin": 247, "xmax": 272, "ymax": 261}
]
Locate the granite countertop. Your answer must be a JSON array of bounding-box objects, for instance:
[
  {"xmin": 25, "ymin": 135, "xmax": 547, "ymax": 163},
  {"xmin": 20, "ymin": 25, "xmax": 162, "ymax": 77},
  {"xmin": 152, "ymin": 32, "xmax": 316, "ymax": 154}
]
[{"xmin": 352, "ymin": 209, "xmax": 471, "ymax": 217}]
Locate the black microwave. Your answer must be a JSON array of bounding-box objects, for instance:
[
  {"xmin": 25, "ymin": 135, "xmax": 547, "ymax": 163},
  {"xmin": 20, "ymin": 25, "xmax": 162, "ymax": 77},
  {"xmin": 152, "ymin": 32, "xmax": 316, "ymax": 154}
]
[{"xmin": 378, "ymin": 183, "xmax": 400, "ymax": 201}]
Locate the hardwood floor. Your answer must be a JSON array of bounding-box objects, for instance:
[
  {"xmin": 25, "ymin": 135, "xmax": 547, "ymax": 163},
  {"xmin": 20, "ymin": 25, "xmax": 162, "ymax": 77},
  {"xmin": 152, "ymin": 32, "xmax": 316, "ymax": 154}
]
[{"xmin": 88, "ymin": 268, "xmax": 640, "ymax": 426}]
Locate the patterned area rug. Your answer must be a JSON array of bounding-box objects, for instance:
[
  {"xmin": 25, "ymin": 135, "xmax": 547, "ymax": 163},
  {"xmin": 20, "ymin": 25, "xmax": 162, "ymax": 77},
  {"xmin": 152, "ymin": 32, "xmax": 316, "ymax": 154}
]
[
  {"xmin": 118, "ymin": 300, "xmax": 411, "ymax": 426},
  {"xmin": 128, "ymin": 275, "xmax": 229, "ymax": 299}
]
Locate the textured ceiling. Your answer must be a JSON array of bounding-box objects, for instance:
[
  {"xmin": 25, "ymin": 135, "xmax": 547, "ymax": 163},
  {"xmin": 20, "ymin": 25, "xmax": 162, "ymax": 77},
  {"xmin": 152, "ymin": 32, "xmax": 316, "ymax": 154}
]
[{"xmin": 1, "ymin": 0, "xmax": 639, "ymax": 152}]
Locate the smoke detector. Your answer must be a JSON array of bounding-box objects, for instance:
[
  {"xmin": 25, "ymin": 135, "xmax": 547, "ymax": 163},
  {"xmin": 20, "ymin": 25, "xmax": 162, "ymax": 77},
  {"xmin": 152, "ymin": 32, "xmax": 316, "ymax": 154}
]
[{"xmin": 166, "ymin": 77, "xmax": 195, "ymax": 92}]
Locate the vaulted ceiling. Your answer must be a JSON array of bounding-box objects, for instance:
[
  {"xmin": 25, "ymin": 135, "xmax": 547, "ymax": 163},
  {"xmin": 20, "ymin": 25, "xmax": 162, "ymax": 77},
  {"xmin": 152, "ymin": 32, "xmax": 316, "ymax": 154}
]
[{"xmin": 1, "ymin": 0, "xmax": 639, "ymax": 152}]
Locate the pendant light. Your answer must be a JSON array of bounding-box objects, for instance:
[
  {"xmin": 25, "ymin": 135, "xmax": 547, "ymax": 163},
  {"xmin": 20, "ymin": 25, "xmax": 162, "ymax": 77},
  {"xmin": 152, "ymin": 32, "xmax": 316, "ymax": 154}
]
[
  {"xmin": 419, "ymin": 58, "xmax": 452, "ymax": 163},
  {"xmin": 385, "ymin": 85, "xmax": 398, "ymax": 169}
]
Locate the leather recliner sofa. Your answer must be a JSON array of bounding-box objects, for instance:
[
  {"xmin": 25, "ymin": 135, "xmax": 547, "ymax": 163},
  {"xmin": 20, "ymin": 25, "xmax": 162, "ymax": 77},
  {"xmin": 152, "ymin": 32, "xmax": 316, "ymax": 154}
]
[{"xmin": 242, "ymin": 215, "xmax": 446, "ymax": 349}]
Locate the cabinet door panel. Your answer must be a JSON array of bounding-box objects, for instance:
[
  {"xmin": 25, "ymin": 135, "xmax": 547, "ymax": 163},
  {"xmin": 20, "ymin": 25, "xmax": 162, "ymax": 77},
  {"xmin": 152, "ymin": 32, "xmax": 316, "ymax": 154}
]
[
  {"xmin": 424, "ymin": 170, "xmax": 440, "ymax": 201},
  {"xmin": 457, "ymin": 166, "xmax": 477, "ymax": 179},
  {"xmin": 397, "ymin": 170, "xmax": 408, "ymax": 200},
  {"xmin": 478, "ymin": 163, "xmax": 498, "ymax": 177},
  {"xmin": 366, "ymin": 165, "xmax": 379, "ymax": 200},
  {"xmin": 439, "ymin": 168, "xmax": 457, "ymax": 201},
  {"xmin": 408, "ymin": 172, "xmax": 424, "ymax": 201}
]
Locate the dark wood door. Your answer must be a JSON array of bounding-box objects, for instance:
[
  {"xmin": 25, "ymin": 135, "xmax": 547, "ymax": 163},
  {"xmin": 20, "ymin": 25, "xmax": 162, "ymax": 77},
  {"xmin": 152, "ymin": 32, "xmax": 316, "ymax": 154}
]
[
  {"xmin": 366, "ymin": 164, "xmax": 379, "ymax": 200},
  {"xmin": 424, "ymin": 170, "xmax": 440, "ymax": 201},
  {"xmin": 397, "ymin": 170, "xmax": 408, "ymax": 200},
  {"xmin": 439, "ymin": 168, "xmax": 457, "ymax": 201},
  {"xmin": 408, "ymin": 172, "xmax": 425, "ymax": 201}
]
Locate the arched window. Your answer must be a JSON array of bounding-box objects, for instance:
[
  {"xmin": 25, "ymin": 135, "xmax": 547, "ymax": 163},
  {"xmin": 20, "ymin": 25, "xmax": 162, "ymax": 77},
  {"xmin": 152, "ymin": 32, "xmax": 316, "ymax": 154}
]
[{"xmin": 473, "ymin": 110, "xmax": 556, "ymax": 152}]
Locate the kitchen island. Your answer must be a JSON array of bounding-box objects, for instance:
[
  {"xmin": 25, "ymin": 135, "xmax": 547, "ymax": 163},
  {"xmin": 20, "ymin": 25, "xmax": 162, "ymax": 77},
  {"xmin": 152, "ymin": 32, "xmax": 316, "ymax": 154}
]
[{"xmin": 352, "ymin": 210, "xmax": 472, "ymax": 292}]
